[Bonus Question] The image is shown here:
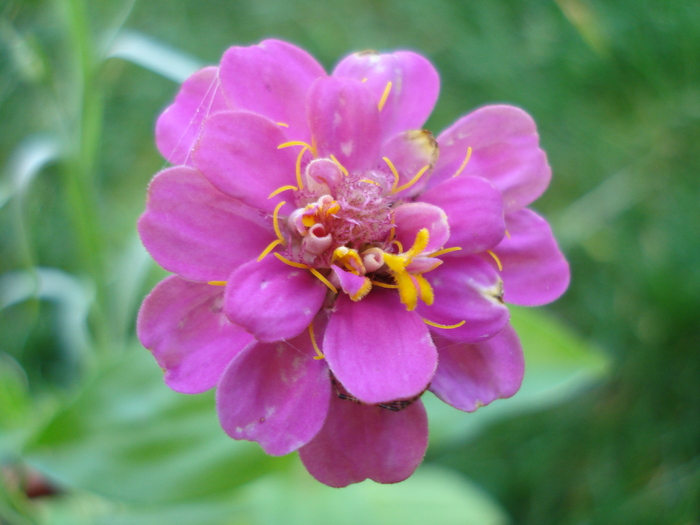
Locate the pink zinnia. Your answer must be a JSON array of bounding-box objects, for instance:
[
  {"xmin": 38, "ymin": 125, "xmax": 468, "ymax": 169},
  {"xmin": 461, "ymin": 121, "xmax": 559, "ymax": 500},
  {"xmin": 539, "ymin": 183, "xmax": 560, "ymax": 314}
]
[{"xmin": 137, "ymin": 39, "xmax": 569, "ymax": 487}]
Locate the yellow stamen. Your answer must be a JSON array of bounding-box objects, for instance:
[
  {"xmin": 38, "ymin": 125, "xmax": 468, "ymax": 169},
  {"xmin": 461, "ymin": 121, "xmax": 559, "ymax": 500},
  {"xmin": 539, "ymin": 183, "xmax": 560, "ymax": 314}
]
[
  {"xmin": 391, "ymin": 239, "xmax": 404, "ymax": 253},
  {"xmin": 505, "ymin": 229, "xmax": 511, "ymax": 239},
  {"xmin": 333, "ymin": 247, "xmax": 364, "ymax": 274},
  {"xmin": 361, "ymin": 77, "xmax": 368, "ymax": 82},
  {"xmin": 257, "ymin": 238, "xmax": 283, "ymax": 261},
  {"xmin": 422, "ymin": 318, "xmax": 466, "ymax": 329},
  {"xmin": 273, "ymin": 252, "xmax": 309, "ymax": 269},
  {"xmin": 267, "ymin": 185, "xmax": 298, "ymax": 199},
  {"xmin": 309, "ymin": 323, "xmax": 325, "ymax": 360},
  {"xmin": 329, "ymin": 154, "xmax": 349, "ymax": 177},
  {"xmin": 350, "ymin": 277, "xmax": 372, "ymax": 301},
  {"xmin": 276, "ymin": 122, "xmax": 289, "ymax": 127},
  {"xmin": 272, "ymin": 201, "xmax": 286, "ymax": 241},
  {"xmin": 371, "ymin": 281, "xmax": 399, "ymax": 289},
  {"xmin": 326, "ymin": 201, "xmax": 341, "ymax": 215},
  {"xmin": 377, "ymin": 81, "xmax": 393, "ymax": 111},
  {"xmin": 383, "ymin": 157, "xmax": 400, "ymax": 192},
  {"xmin": 309, "ymin": 268, "xmax": 338, "ymax": 294},
  {"xmin": 393, "ymin": 164, "xmax": 430, "ymax": 194},
  {"xmin": 207, "ymin": 281, "xmax": 227, "ymax": 286},
  {"xmin": 278, "ymin": 140, "xmax": 313, "ymax": 150},
  {"xmin": 295, "ymin": 146, "xmax": 307, "ymax": 189},
  {"xmin": 430, "ymin": 246, "xmax": 462, "ymax": 257},
  {"xmin": 360, "ymin": 178, "xmax": 380, "ymax": 186},
  {"xmin": 487, "ymin": 250, "xmax": 503, "ymax": 271},
  {"xmin": 415, "ymin": 275, "xmax": 434, "ymax": 306},
  {"xmin": 452, "ymin": 147, "xmax": 473, "ymax": 178}
]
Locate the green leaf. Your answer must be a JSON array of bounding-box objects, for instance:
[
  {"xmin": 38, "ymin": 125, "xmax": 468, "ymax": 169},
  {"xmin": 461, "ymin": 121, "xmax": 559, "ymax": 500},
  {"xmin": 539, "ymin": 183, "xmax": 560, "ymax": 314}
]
[
  {"xmin": 427, "ymin": 306, "xmax": 610, "ymax": 447},
  {"xmin": 23, "ymin": 344, "xmax": 284, "ymax": 505}
]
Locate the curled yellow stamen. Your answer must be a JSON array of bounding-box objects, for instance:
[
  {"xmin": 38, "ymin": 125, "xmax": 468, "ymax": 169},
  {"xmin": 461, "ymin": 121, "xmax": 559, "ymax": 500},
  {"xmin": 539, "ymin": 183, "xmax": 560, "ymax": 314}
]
[
  {"xmin": 257, "ymin": 239, "xmax": 283, "ymax": 262},
  {"xmin": 452, "ymin": 147, "xmax": 473, "ymax": 178},
  {"xmin": 430, "ymin": 246, "xmax": 462, "ymax": 258},
  {"xmin": 329, "ymin": 154, "xmax": 349, "ymax": 177},
  {"xmin": 278, "ymin": 140, "xmax": 313, "ymax": 150},
  {"xmin": 393, "ymin": 164, "xmax": 430, "ymax": 194},
  {"xmin": 383, "ymin": 157, "xmax": 400, "ymax": 192},
  {"xmin": 273, "ymin": 252, "xmax": 309, "ymax": 269},
  {"xmin": 360, "ymin": 178, "xmax": 380, "ymax": 186},
  {"xmin": 309, "ymin": 323, "xmax": 325, "ymax": 360},
  {"xmin": 295, "ymin": 146, "xmax": 308, "ymax": 189},
  {"xmin": 276, "ymin": 122, "xmax": 289, "ymax": 127},
  {"xmin": 371, "ymin": 281, "xmax": 399, "ymax": 289},
  {"xmin": 207, "ymin": 281, "xmax": 227, "ymax": 286},
  {"xmin": 422, "ymin": 318, "xmax": 466, "ymax": 329},
  {"xmin": 377, "ymin": 81, "xmax": 393, "ymax": 112},
  {"xmin": 272, "ymin": 201, "xmax": 286, "ymax": 241},
  {"xmin": 487, "ymin": 250, "xmax": 503, "ymax": 271},
  {"xmin": 391, "ymin": 239, "xmax": 404, "ymax": 253},
  {"xmin": 267, "ymin": 185, "xmax": 298, "ymax": 199},
  {"xmin": 309, "ymin": 268, "xmax": 338, "ymax": 294}
]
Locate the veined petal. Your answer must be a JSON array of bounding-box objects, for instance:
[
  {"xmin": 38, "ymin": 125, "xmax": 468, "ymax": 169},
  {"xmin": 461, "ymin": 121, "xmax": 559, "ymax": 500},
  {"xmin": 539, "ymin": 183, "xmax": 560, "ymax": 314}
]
[
  {"xmin": 392, "ymin": 202, "xmax": 450, "ymax": 254},
  {"xmin": 420, "ymin": 175, "xmax": 505, "ymax": 253},
  {"xmin": 333, "ymin": 50, "xmax": 439, "ymax": 141},
  {"xmin": 299, "ymin": 394, "xmax": 428, "ymax": 487},
  {"xmin": 381, "ymin": 130, "xmax": 439, "ymax": 198},
  {"xmin": 307, "ymin": 77, "xmax": 381, "ymax": 172},
  {"xmin": 323, "ymin": 290, "xmax": 437, "ymax": 404},
  {"xmin": 429, "ymin": 105, "xmax": 551, "ymax": 213},
  {"xmin": 492, "ymin": 209, "xmax": 570, "ymax": 306},
  {"xmin": 193, "ymin": 110, "xmax": 297, "ymax": 213},
  {"xmin": 137, "ymin": 276, "xmax": 255, "ymax": 394},
  {"xmin": 216, "ymin": 329, "xmax": 330, "ymax": 456},
  {"xmin": 224, "ymin": 256, "xmax": 327, "ymax": 342},
  {"xmin": 138, "ymin": 166, "xmax": 275, "ymax": 282},
  {"xmin": 219, "ymin": 39, "xmax": 326, "ymax": 142},
  {"xmin": 430, "ymin": 324, "xmax": 524, "ymax": 412},
  {"xmin": 156, "ymin": 66, "xmax": 229, "ymax": 166},
  {"xmin": 417, "ymin": 255, "xmax": 510, "ymax": 343}
]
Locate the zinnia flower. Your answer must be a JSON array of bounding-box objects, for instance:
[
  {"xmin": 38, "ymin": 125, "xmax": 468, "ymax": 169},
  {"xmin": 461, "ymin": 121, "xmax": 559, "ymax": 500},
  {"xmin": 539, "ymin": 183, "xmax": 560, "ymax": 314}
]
[{"xmin": 137, "ymin": 39, "xmax": 569, "ymax": 487}]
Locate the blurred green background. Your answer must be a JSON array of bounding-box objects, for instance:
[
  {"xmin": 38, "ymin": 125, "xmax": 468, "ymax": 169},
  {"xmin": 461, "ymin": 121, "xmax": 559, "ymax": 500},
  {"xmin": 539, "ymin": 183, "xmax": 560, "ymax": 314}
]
[{"xmin": 1, "ymin": 0, "xmax": 699, "ymax": 523}]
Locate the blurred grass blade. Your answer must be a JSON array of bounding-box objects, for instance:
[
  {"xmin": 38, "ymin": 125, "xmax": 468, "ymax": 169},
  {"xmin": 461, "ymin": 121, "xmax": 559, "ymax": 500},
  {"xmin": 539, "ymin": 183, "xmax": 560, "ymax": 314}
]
[
  {"xmin": 108, "ymin": 30, "xmax": 202, "ymax": 82},
  {"xmin": 0, "ymin": 135, "xmax": 59, "ymax": 210}
]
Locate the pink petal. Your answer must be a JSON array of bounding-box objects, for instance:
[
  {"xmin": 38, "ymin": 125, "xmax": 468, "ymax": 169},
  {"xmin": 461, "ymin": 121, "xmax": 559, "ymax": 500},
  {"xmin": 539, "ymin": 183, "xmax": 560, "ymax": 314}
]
[
  {"xmin": 138, "ymin": 166, "xmax": 275, "ymax": 282},
  {"xmin": 429, "ymin": 105, "xmax": 552, "ymax": 213},
  {"xmin": 156, "ymin": 66, "xmax": 230, "ymax": 166},
  {"xmin": 381, "ymin": 130, "xmax": 439, "ymax": 199},
  {"xmin": 492, "ymin": 209, "xmax": 570, "ymax": 306},
  {"xmin": 137, "ymin": 276, "xmax": 255, "ymax": 394},
  {"xmin": 333, "ymin": 51, "xmax": 439, "ymax": 141},
  {"xmin": 430, "ymin": 324, "xmax": 524, "ymax": 412},
  {"xmin": 392, "ymin": 202, "xmax": 450, "ymax": 253},
  {"xmin": 323, "ymin": 290, "xmax": 437, "ymax": 404},
  {"xmin": 417, "ymin": 255, "xmax": 510, "ymax": 343},
  {"xmin": 331, "ymin": 265, "xmax": 371, "ymax": 300},
  {"xmin": 419, "ymin": 175, "xmax": 505, "ymax": 253},
  {"xmin": 216, "ymin": 329, "xmax": 330, "ymax": 456},
  {"xmin": 219, "ymin": 39, "xmax": 326, "ymax": 143},
  {"xmin": 224, "ymin": 256, "xmax": 327, "ymax": 342},
  {"xmin": 299, "ymin": 394, "xmax": 428, "ymax": 487},
  {"xmin": 193, "ymin": 111, "xmax": 297, "ymax": 214},
  {"xmin": 307, "ymin": 77, "xmax": 381, "ymax": 173}
]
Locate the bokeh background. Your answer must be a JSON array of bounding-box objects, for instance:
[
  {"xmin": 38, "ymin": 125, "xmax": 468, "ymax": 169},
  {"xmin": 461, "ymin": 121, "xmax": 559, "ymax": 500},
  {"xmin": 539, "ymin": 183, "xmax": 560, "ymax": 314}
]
[{"xmin": 1, "ymin": 0, "xmax": 699, "ymax": 523}]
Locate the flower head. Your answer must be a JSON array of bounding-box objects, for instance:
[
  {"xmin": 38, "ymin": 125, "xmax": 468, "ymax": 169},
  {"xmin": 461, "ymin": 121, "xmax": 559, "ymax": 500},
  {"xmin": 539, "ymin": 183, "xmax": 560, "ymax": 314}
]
[{"xmin": 137, "ymin": 40, "xmax": 569, "ymax": 487}]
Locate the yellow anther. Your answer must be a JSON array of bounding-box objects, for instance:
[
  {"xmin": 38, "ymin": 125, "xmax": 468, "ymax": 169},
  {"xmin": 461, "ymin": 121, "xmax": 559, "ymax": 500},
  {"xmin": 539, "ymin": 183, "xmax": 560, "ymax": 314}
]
[
  {"xmin": 329, "ymin": 154, "xmax": 349, "ymax": 177},
  {"xmin": 268, "ymin": 185, "xmax": 298, "ymax": 199},
  {"xmin": 273, "ymin": 252, "xmax": 309, "ymax": 269},
  {"xmin": 360, "ymin": 178, "xmax": 380, "ymax": 186},
  {"xmin": 452, "ymin": 147, "xmax": 473, "ymax": 178},
  {"xmin": 257, "ymin": 239, "xmax": 283, "ymax": 261},
  {"xmin": 415, "ymin": 275, "xmax": 434, "ymax": 306},
  {"xmin": 295, "ymin": 146, "xmax": 308, "ymax": 189},
  {"xmin": 302, "ymin": 214, "xmax": 317, "ymax": 228},
  {"xmin": 309, "ymin": 268, "xmax": 338, "ymax": 294},
  {"xmin": 272, "ymin": 201, "xmax": 286, "ymax": 241},
  {"xmin": 350, "ymin": 277, "xmax": 372, "ymax": 301},
  {"xmin": 333, "ymin": 247, "xmax": 364, "ymax": 274},
  {"xmin": 309, "ymin": 323, "xmax": 325, "ymax": 360},
  {"xmin": 276, "ymin": 122, "xmax": 289, "ymax": 127},
  {"xmin": 371, "ymin": 281, "xmax": 399, "ymax": 289},
  {"xmin": 430, "ymin": 246, "xmax": 462, "ymax": 258},
  {"xmin": 422, "ymin": 318, "xmax": 466, "ymax": 329},
  {"xmin": 377, "ymin": 81, "xmax": 393, "ymax": 112},
  {"xmin": 487, "ymin": 250, "xmax": 503, "ymax": 271},
  {"xmin": 278, "ymin": 140, "xmax": 313, "ymax": 150},
  {"xmin": 207, "ymin": 281, "xmax": 227, "ymax": 286},
  {"xmin": 393, "ymin": 164, "xmax": 430, "ymax": 194},
  {"xmin": 383, "ymin": 157, "xmax": 400, "ymax": 192},
  {"xmin": 326, "ymin": 201, "xmax": 341, "ymax": 215}
]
